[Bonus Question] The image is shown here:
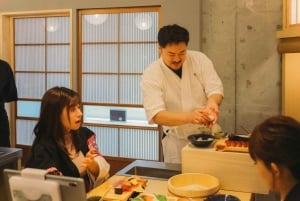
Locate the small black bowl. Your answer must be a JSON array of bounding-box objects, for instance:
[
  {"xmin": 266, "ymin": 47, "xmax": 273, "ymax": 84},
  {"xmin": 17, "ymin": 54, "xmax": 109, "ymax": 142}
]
[
  {"xmin": 188, "ymin": 133, "xmax": 215, "ymax": 148},
  {"xmin": 204, "ymin": 194, "xmax": 241, "ymax": 201}
]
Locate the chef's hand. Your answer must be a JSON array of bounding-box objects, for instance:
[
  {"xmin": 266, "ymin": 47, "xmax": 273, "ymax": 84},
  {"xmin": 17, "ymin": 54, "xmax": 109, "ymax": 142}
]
[
  {"xmin": 206, "ymin": 101, "xmax": 219, "ymax": 115},
  {"xmin": 82, "ymin": 148, "xmax": 99, "ymax": 178},
  {"xmin": 205, "ymin": 112, "xmax": 217, "ymax": 128},
  {"xmin": 205, "ymin": 101, "xmax": 219, "ymax": 126},
  {"xmin": 189, "ymin": 108, "xmax": 213, "ymax": 126},
  {"xmin": 206, "ymin": 94, "xmax": 222, "ymax": 126}
]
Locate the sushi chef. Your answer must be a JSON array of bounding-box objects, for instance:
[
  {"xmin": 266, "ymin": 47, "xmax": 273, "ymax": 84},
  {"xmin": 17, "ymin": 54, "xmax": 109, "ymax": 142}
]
[{"xmin": 141, "ymin": 24, "xmax": 224, "ymax": 164}]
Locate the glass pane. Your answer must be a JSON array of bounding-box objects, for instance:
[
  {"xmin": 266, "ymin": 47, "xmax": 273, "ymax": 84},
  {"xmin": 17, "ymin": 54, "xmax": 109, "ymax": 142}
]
[
  {"xmin": 82, "ymin": 74, "xmax": 118, "ymax": 103},
  {"xmin": 16, "ymin": 119, "xmax": 37, "ymax": 145},
  {"xmin": 14, "ymin": 15, "xmax": 72, "ymax": 149},
  {"xmin": 47, "ymin": 45, "xmax": 70, "ymax": 71},
  {"xmin": 14, "ymin": 18, "xmax": 45, "ymax": 44},
  {"xmin": 83, "ymin": 105, "xmax": 154, "ymax": 127},
  {"xmin": 15, "ymin": 46, "xmax": 45, "ymax": 71},
  {"xmin": 82, "ymin": 44, "xmax": 118, "ymax": 73},
  {"xmin": 291, "ymin": 0, "xmax": 296, "ymax": 24},
  {"xmin": 119, "ymin": 128, "xmax": 159, "ymax": 160},
  {"xmin": 120, "ymin": 12, "xmax": 158, "ymax": 42},
  {"xmin": 83, "ymin": 105, "xmax": 109, "ymax": 122},
  {"xmin": 120, "ymin": 75, "xmax": 142, "ymax": 104},
  {"xmin": 86, "ymin": 126, "xmax": 118, "ymax": 157},
  {"xmin": 47, "ymin": 73, "xmax": 70, "ymax": 89},
  {"xmin": 82, "ymin": 14, "xmax": 118, "ymax": 42},
  {"xmin": 120, "ymin": 44, "xmax": 157, "ymax": 73},
  {"xmin": 46, "ymin": 17, "xmax": 70, "ymax": 43},
  {"xmin": 16, "ymin": 73, "xmax": 45, "ymax": 99},
  {"xmin": 297, "ymin": 0, "xmax": 300, "ymax": 23},
  {"xmin": 17, "ymin": 101, "xmax": 40, "ymax": 118}
]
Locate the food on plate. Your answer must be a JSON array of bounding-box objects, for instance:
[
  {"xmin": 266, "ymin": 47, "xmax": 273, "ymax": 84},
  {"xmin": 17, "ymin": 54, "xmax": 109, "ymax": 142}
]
[
  {"xmin": 122, "ymin": 180, "xmax": 133, "ymax": 192},
  {"xmin": 225, "ymin": 140, "xmax": 248, "ymax": 147},
  {"xmin": 129, "ymin": 193, "xmax": 167, "ymax": 201},
  {"xmin": 114, "ymin": 185, "xmax": 123, "ymax": 194},
  {"xmin": 141, "ymin": 194, "xmax": 155, "ymax": 201},
  {"xmin": 215, "ymin": 135, "xmax": 249, "ymax": 152},
  {"xmin": 128, "ymin": 178, "xmax": 138, "ymax": 186},
  {"xmin": 117, "ymin": 176, "xmax": 148, "ymax": 193},
  {"xmin": 155, "ymin": 194, "xmax": 167, "ymax": 201}
]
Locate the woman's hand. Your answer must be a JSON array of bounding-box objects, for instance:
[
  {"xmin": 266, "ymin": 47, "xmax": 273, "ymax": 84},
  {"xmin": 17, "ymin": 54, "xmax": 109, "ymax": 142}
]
[
  {"xmin": 47, "ymin": 167, "xmax": 63, "ymax": 176},
  {"xmin": 82, "ymin": 148, "xmax": 99, "ymax": 178}
]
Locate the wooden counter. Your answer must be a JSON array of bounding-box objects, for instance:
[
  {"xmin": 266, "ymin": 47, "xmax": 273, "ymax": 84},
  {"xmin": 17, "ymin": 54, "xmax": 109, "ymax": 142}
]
[
  {"xmin": 182, "ymin": 144, "xmax": 268, "ymax": 194},
  {"xmin": 88, "ymin": 175, "xmax": 252, "ymax": 201}
]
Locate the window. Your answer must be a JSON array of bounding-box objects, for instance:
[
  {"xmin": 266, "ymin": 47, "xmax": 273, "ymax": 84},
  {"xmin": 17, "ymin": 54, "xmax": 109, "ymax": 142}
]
[
  {"xmin": 78, "ymin": 7, "xmax": 161, "ymax": 160},
  {"xmin": 13, "ymin": 13, "xmax": 71, "ymax": 145},
  {"xmin": 7, "ymin": 7, "xmax": 161, "ymax": 162},
  {"xmin": 277, "ymin": 0, "xmax": 300, "ymax": 38},
  {"xmin": 277, "ymin": 1, "xmax": 300, "ymax": 120},
  {"xmin": 288, "ymin": 0, "xmax": 300, "ymax": 25}
]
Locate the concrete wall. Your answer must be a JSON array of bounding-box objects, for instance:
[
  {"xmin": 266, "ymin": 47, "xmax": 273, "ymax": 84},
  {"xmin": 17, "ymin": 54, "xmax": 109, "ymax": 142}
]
[
  {"xmin": 201, "ymin": 0, "xmax": 282, "ymax": 133},
  {"xmin": 0, "ymin": 0, "xmax": 282, "ymax": 134}
]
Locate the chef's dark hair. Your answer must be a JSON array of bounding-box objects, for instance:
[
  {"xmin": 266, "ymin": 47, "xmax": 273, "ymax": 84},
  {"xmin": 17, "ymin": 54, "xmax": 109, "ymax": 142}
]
[
  {"xmin": 249, "ymin": 115, "xmax": 300, "ymax": 180},
  {"xmin": 158, "ymin": 24, "xmax": 189, "ymax": 48}
]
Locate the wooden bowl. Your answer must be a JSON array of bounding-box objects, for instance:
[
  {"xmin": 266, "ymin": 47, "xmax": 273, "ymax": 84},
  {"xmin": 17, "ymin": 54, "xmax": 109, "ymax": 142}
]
[{"xmin": 167, "ymin": 173, "xmax": 220, "ymax": 198}]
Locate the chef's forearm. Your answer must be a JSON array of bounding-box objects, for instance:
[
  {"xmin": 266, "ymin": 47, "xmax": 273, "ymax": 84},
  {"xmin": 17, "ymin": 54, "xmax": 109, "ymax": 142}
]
[
  {"xmin": 153, "ymin": 110, "xmax": 191, "ymax": 126},
  {"xmin": 207, "ymin": 94, "xmax": 223, "ymax": 107}
]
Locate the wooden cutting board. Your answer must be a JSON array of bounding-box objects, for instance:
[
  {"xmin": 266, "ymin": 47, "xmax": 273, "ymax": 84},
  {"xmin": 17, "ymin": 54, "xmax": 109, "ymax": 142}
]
[
  {"xmin": 214, "ymin": 138, "xmax": 248, "ymax": 152},
  {"xmin": 87, "ymin": 175, "xmax": 145, "ymax": 201}
]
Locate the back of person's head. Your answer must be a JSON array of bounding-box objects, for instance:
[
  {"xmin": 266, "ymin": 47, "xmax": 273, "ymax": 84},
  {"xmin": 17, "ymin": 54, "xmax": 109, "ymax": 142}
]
[
  {"xmin": 34, "ymin": 86, "xmax": 81, "ymax": 140},
  {"xmin": 158, "ymin": 24, "xmax": 189, "ymax": 48},
  {"xmin": 249, "ymin": 115, "xmax": 300, "ymax": 180}
]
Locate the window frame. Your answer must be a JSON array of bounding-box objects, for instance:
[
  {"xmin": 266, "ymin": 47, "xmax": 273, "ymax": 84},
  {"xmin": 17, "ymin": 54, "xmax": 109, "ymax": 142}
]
[
  {"xmin": 286, "ymin": 0, "xmax": 300, "ymax": 26},
  {"xmin": 77, "ymin": 7, "xmax": 160, "ymax": 130},
  {"xmin": 6, "ymin": 10, "xmax": 72, "ymax": 147},
  {"xmin": 77, "ymin": 6, "xmax": 163, "ymax": 161}
]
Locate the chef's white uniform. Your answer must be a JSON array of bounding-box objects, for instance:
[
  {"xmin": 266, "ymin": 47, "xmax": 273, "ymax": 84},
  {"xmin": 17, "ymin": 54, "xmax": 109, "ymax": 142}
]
[{"xmin": 141, "ymin": 50, "xmax": 224, "ymax": 164}]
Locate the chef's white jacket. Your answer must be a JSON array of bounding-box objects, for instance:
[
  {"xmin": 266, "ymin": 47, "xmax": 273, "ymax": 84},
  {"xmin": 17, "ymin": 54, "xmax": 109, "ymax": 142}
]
[{"xmin": 141, "ymin": 50, "xmax": 224, "ymax": 163}]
